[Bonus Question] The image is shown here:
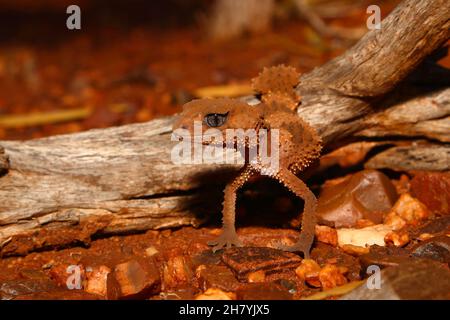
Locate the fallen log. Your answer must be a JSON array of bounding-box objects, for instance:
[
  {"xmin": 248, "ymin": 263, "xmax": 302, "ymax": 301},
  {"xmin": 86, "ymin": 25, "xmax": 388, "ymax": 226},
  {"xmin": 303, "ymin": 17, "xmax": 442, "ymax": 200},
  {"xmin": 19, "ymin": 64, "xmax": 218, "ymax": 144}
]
[
  {"xmin": 365, "ymin": 144, "xmax": 450, "ymax": 172},
  {"xmin": 0, "ymin": 0, "xmax": 449, "ymax": 256},
  {"xmin": 357, "ymin": 86, "xmax": 450, "ymax": 142}
]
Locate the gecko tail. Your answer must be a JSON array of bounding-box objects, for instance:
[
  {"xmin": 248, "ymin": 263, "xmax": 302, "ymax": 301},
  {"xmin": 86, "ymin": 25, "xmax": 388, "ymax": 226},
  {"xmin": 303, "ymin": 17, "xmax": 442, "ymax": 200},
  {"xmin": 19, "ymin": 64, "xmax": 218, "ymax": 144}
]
[{"xmin": 251, "ymin": 64, "xmax": 301, "ymax": 112}]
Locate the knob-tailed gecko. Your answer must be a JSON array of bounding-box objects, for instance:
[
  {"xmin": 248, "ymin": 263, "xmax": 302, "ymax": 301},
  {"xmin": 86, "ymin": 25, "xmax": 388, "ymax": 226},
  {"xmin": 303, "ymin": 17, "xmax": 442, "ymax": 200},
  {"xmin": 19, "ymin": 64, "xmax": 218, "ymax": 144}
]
[{"xmin": 173, "ymin": 65, "xmax": 322, "ymax": 258}]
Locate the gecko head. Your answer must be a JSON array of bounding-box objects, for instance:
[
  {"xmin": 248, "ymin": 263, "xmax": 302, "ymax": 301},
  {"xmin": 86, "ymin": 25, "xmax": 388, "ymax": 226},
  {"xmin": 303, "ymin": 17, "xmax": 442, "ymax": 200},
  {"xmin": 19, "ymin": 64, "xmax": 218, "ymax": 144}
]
[{"xmin": 173, "ymin": 98, "xmax": 262, "ymax": 145}]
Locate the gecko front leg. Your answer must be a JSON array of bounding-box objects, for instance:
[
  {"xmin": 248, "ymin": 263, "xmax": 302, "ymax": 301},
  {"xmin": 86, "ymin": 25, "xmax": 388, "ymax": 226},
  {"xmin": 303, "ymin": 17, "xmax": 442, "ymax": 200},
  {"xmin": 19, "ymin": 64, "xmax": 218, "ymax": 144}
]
[
  {"xmin": 208, "ymin": 165, "xmax": 255, "ymax": 252},
  {"xmin": 274, "ymin": 167, "xmax": 317, "ymax": 258}
]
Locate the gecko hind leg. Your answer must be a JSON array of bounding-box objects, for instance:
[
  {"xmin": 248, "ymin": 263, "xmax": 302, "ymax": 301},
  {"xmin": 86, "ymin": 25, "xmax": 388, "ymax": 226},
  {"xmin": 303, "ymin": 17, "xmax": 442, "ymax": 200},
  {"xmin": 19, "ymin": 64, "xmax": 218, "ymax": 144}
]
[
  {"xmin": 273, "ymin": 168, "xmax": 317, "ymax": 258},
  {"xmin": 208, "ymin": 166, "xmax": 255, "ymax": 252}
]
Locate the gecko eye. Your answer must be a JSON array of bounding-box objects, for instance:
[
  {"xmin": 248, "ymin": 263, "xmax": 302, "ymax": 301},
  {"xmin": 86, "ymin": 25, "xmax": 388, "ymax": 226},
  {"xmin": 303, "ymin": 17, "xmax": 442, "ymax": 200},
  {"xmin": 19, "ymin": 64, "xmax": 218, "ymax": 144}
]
[{"xmin": 204, "ymin": 112, "xmax": 228, "ymax": 127}]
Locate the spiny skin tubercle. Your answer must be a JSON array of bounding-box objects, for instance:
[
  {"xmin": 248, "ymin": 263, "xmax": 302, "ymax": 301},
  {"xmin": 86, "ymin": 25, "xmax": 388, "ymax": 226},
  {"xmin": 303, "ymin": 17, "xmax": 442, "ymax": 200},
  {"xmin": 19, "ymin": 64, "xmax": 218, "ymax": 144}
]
[{"xmin": 173, "ymin": 65, "xmax": 323, "ymax": 258}]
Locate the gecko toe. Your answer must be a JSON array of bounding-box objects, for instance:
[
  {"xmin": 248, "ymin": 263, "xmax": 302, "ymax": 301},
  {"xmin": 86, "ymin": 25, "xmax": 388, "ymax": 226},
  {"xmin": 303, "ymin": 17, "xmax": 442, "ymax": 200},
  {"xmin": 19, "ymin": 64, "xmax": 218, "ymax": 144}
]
[
  {"xmin": 208, "ymin": 232, "xmax": 243, "ymax": 252},
  {"xmin": 274, "ymin": 241, "xmax": 311, "ymax": 258}
]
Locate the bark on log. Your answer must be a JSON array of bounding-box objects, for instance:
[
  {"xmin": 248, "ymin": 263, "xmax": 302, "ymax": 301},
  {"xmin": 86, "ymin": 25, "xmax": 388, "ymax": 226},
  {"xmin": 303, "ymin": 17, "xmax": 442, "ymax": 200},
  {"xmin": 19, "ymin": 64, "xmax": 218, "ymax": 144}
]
[
  {"xmin": 357, "ymin": 87, "xmax": 450, "ymax": 143},
  {"xmin": 365, "ymin": 144, "xmax": 450, "ymax": 172},
  {"xmin": 0, "ymin": 0, "xmax": 449, "ymax": 256}
]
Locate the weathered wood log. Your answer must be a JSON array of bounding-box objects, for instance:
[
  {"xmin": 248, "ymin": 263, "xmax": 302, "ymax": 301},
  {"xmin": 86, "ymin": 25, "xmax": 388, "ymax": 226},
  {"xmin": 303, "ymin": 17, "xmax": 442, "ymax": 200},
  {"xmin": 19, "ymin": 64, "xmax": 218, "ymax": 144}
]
[
  {"xmin": 0, "ymin": 0, "xmax": 449, "ymax": 256},
  {"xmin": 318, "ymin": 140, "xmax": 450, "ymax": 174},
  {"xmin": 365, "ymin": 144, "xmax": 450, "ymax": 172},
  {"xmin": 357, "ymin": 87, "xmax": 450, "ymax": 143}
]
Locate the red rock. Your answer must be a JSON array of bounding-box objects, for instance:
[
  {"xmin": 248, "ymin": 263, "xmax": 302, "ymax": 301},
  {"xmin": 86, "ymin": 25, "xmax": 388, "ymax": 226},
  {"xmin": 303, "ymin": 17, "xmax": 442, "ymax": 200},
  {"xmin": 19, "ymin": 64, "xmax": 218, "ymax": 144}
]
[
  {"xmin": 355, "ymin": 219, "xmax": 376, "ymax": 228},
  {"xmin": 411, "ymin": 235, "xmax": 450, "ymax": 265},
  {"xmin": 317, "ymin": 170, "xmax": 398, "ymax": 228},
  {"xmin": 261, "ymin": 269, "xmax": 304, "ymax": 293},
  {"xmin": 247, "ymin": 270, "xmax": 266, "ymax": 283},
  {"xmin": 221, "ymin": 247, "xmax": 302, "ymax": 281},
  {"xmin": 196, "ymin": 264, "xmax": 242, "ymax": 292},
  {"xmin": 162, "ymin": 256, "xmax": 193, "ymax": 289},
  {"xmin": 236, "ymin": 227, "xmax": 300, "ymax": 249},
  {"xmin": 359, "ymin": 245, "xmax": 417, "ymax": 270},
  {"xmin": 384, "ymin": 230, "xmax": 410, "ymax": 247},
  {"xmin": 112, "ymin": 259, "xmax": 161, "ymax": 299},
  {"xmin": 392, "ymin": 174, "xmax": 411, "ymax": 195},
  {"xmin": 84, "ymin": 265, "xmax": 111, "ymax": 298},
  {"xmin": 106, "ymin": 273, "xmax": 121, "ymax": 300},
  {"xmin": 295, "ymin": 259, "xmax": 321, "ymax": 287},
  {"xmin": 411, "ymin": 216, "xmax": 450, "ymax": 238},
  {"xmin": 318, "ymin": 264, "xmax": 348, "ymax": 290},
  {"xmin": 385, "ymin": 193, "xmax": 430, "ymax": 227},
  {"xmin": 19, "ymin": 269, "xmax": 48, "ymax": 280},
  {"xmin": 272, "ymin": 278, "xmax": 298, "ymax": 295},
  {"xmin": 337, "ymin": 224, "xmax": 391, "ymax": 248},
  {"xmin": 315, "ymin": 225, "xmax": 338, "ymax": 247},
  {"xmin": 190, "ymin": 249, "xmax": 223, "ymax": 269},
  {"xmin": 340, "ymin": 244, "xmax": 370, "ymax": 256},
  {"xmin": 311, "ymin": 243, "xmax": 361, "ymax": 281},
  {"xmin": 341, "ymin": 259, "xmax": 450, "ymax": 300},
  {"xmin": 410, "ymin": 172, "xmax": 450, "ymax": 215}
]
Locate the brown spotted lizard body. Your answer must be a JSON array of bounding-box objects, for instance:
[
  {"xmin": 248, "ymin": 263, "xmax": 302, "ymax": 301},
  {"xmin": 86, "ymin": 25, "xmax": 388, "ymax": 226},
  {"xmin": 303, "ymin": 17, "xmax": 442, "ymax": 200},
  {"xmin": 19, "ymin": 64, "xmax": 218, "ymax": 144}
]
[{"xmin": 173, "ymin": 65, "xmax": 322, "ymax": 258}]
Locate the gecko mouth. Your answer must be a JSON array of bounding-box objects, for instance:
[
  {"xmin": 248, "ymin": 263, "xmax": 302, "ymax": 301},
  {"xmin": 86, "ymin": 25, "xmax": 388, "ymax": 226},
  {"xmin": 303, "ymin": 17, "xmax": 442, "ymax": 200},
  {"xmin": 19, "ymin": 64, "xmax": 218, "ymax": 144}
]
[
  {"xmin": 204, "ymin": 139, "xmax": 260, "ymax": 154},
  {"xmin": 173, "ymin": 131, "xmax": 258, "ymax": 150}
]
